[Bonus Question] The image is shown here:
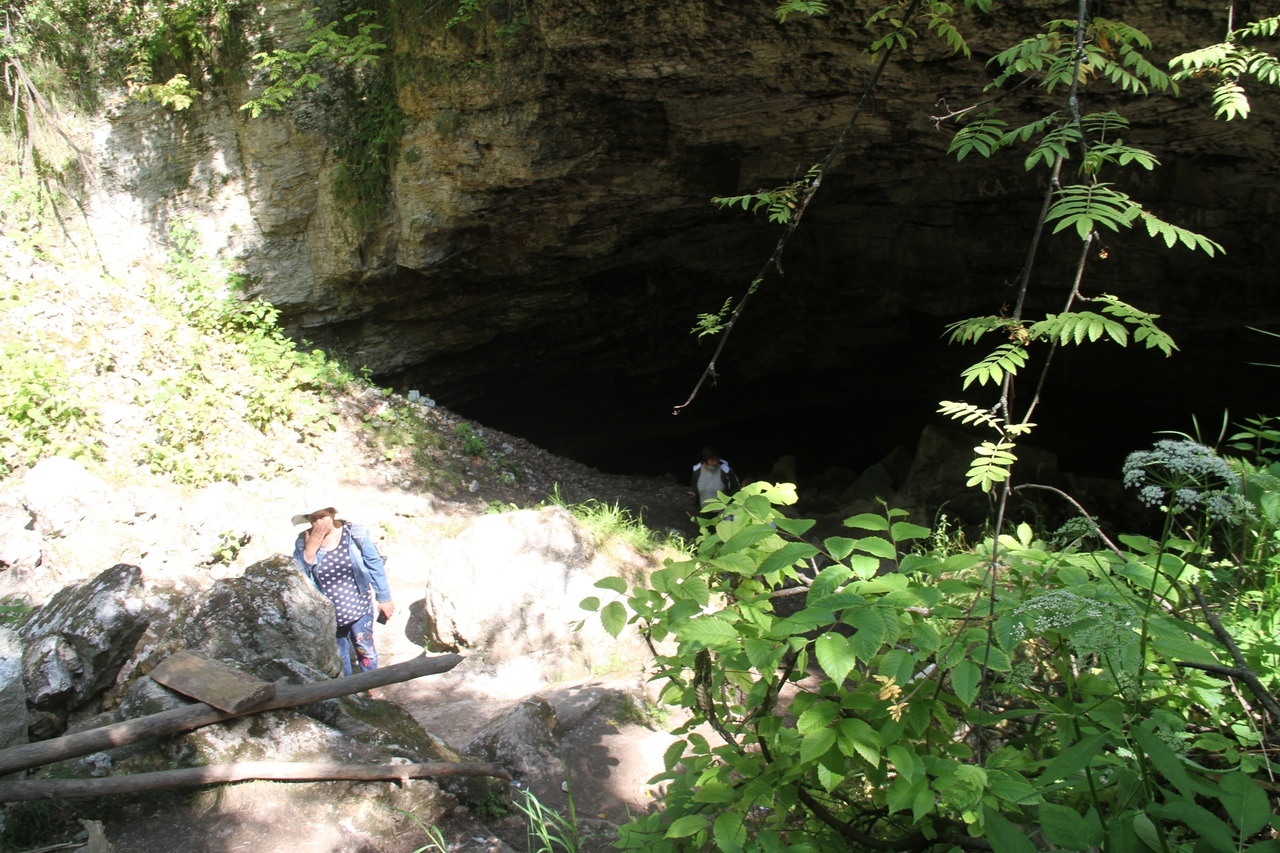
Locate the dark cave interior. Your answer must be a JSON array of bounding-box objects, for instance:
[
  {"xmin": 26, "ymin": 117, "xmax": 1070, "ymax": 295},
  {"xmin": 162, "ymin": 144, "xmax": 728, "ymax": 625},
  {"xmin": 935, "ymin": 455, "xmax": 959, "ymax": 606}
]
[{"xmin": 391, "ymin": 302, "xmax": 1277, "ymax": 491}]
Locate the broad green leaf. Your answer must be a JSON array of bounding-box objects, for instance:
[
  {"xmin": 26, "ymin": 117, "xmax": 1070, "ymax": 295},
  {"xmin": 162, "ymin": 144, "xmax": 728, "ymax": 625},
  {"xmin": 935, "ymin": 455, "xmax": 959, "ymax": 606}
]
[
  {"xmin": 1217, "ymin": 771, "xmax": 1271, "ymax": 836},
  {"xmin": 838, "ymin": 718, "xmax": 883, "ymax": 766},
  {"xmin": 888, "ymin": 744, "xmax": 925, "ymax": 782},
  {"xmin": 665, "ymin": 814, "xmax": 709, "ymax": 838},
  {"xmin": 844, "ymin": 512, "xmax": 890, "ymax": 531},
  {"xmin": 773, "ymin": 516, "xmax": 816, "ymax": 536},
  {"xmin": 984, "ymin": 807, "xmax": 1038, "ymax": 853},
  {"xmin": 579, "ymin": 596, "xmax": 600, "ymax": 611},
  {"xmin": 848, "ymin": 607, "xmax": 890, "ymax": 662},
  {"xmin": 594, "ymin": 576, "xmax": 628, "ymax": 593},
  {"xmin": 851, "ymin": 536, "xmax": 896, "ymax": 559},
  {"xmin": 816, "ymin": 761, "xmax": 844, "ymax": 792},
  {"xmin": 1133, "ymin": 727, "xmax": 1215, "ymax": 800},
  {"xmin": 890, "ymin": 521, "xmax": 932, "ymax": 541},
  {"xmin": 743, "ymin": 637, "xmax": 782, "ymax": 671},
  {"xmin": 758, "ymin": 542, "xmax": 820, "ymax": 576},
  {"xmin": 773, "ymin": 607, "xmax": 836, "ymax": 637},
  {"xmin": 600, "ymin": 601, "xmax": 628, "ymax": 638},
  {"xmin": 800, "ymin": 726, "xmax": 838, "ymax": 763},
  {"xmin": 677, "ymin": 616, "xmax": 741, "ymax": 648},
  {"xmin": 952, "ymin": 659, "xmax": 982, "ymax": 706},
  {"xmin": 1036, "ymin": 731, "xmax": 1111, "ymax": 787},
  {"xmin": 720, "ymin": 524, "xmax": 779, "ymax": 554},
  {"xmin": 886, "ymin": 775, "xmax": 927, "ymax": 814},
  {"xmin": 980, "ymin": 647, "xmax": 1012, "ymax": 672},
  {"xmin": 878, "ymin": 648, "xmax": 915, "ymax": 685},
  {"xmin": 710, "ymin": 552, "xmax": 760, "ymax": 575},
  {"xmin": 1151, "ymin": 800, "xmax": 1236, "ymax": 853},
  {"xmin": 1126, "ymin": 809, "xmax": 1157, "ymax": 850},
  {"xmin": 808, "ymin": 563, "xmax": 854, "ymax": 601},
  {"xmin": 849, "ymin": 554, "xmax": 881, "ymax": 580},
  {"xmin": 814, "ymin": 632, "xmax": 858, "ymax": 684},
  {"xmin": 797, "ymin": 700, "xmax": 841, "ymax": 735},
  {"xmin": 662, "ymin": 739, "xmax": 686, "ymax": 770},
  {"xmin": 988, "ymin": 769, "xmax": 1041, "ymax": 805},
  {"xmin": 1039, "ymin": 803, "xmax": 1088, "ymax": 848},
  {"xmin": 676, "ymin": 575, "xmax": 712, "ymax": 608},
  {"xmin": 692, "ymin": 780, "xmax": 737, "ymax": 803},
  {"xmin": 824, "ymin": 536, "xmax": 856, "ymax": 560}
]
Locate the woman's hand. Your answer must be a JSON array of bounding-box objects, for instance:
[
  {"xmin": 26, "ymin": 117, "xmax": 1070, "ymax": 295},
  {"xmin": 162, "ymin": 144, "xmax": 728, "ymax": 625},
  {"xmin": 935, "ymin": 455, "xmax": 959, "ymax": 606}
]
[
  {"xmin": 303, "ymin": 516, "xmax": 334, "ymax": 562},
  {"xmin": 377, "ymin": 600, "xmax": 395, "ymax": 623}
]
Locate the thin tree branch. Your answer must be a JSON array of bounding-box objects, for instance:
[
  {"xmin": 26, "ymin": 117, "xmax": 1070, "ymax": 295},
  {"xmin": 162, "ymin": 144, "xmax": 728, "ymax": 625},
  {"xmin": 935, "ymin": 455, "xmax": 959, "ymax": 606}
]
[
  {"xmin": 1189, "ymin": 585, "xmax": 1280, "ymax": 725},
  {"xmin": 1012, "ymin": 482, "xmax": 1125, "ymax": 559},
  {"xmin": 673, "ymin": 0, "xmax": 926, "ymax": 414}
]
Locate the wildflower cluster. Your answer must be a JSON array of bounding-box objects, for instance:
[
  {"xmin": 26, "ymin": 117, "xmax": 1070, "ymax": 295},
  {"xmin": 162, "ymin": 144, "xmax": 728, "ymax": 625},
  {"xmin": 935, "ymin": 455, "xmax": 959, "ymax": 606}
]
[
  {"xmin": 1011, "ymin": 589, "xmax": 1136, "ymax": 656},
  {"xmin": 1122, "ymin": 440, "xmax": 1254, "ymax": 523}
]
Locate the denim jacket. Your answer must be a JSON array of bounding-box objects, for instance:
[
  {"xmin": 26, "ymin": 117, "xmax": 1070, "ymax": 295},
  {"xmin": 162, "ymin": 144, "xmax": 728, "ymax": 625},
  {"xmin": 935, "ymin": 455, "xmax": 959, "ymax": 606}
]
[{"xmin": 293, "ymin": 522, "xmax": 391, "ymax": 603}]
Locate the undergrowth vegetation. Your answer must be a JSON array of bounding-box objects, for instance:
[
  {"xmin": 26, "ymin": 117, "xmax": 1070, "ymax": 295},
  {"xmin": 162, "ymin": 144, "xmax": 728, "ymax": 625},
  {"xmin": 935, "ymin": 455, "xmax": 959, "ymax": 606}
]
[
  {"xmin": 0, "ymin": 151, "xmax": 465, "ymax": 490},
  {"xmin": 586, "ymin": 430, "xmax": 1280, "ymax": 851}
]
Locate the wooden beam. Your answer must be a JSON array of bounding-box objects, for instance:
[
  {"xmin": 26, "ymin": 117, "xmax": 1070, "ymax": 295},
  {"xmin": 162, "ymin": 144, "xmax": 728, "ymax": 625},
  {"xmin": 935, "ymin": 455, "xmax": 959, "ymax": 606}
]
[
  {"xmin": 0, "ymin": 653, "xmax": 463, "ymax": 778},
  {"xmin": 0, "ymin": 760, "xmax": 510, "ymax": 802},
  {"xmin": 149, "ymin": 650, "xmax": 276, "ymax": 713}
]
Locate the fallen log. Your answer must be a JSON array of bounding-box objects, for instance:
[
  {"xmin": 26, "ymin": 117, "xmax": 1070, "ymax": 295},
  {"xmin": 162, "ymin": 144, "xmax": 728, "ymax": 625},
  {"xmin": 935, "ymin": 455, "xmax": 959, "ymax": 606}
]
[
  {"xmin": 0, "ymin": 760, "xmax": 510, "ymax": 802},
  {"xmin": 0, "ymin": 653, "xmax": 463, "ymax": 778}
]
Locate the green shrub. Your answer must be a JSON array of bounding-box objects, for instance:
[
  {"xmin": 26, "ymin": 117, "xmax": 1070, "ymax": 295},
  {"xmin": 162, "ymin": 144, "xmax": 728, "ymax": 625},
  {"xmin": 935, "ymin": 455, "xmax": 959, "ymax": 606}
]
[
  {"xmin": 0, "ymin": 340, "xmax": 98, "ymax": 475},
  {"xmin": 585, "ymin": 445, "xmax": 1280, "ymax": 852}
]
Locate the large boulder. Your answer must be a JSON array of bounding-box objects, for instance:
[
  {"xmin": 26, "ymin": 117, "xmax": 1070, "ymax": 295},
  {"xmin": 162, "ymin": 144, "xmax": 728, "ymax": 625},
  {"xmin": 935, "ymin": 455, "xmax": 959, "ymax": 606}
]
[
  {"xmin": 20, "ymin": 564, "xmax": 148, "ymax": 733},
  {"xmin": 422, "ymin": 507, "xmax": 647, "ymax": 667},
  {"xmin": 464, "ymin": 696, "xmax": 562, "ymax": 785},
  {"xmin": 0, "ymin": 626, "xmax": 28, "ymax": 750},
  {"xmin": 156, "ymin": 554, "xmax": 342, "ymax": 679}
]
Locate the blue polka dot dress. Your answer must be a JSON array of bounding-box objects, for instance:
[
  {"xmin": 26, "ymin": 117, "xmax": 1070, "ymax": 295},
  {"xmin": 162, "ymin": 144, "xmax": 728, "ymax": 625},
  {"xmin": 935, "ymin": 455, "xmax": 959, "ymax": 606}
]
[{"xmin": 314, "ymin": 527, "xmax": 372, "ymax": 626}]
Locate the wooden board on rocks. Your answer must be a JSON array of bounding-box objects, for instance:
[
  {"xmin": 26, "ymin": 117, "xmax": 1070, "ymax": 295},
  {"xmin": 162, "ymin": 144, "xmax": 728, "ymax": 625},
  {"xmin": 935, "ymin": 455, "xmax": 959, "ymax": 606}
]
[{"xmin": 149, "ymin": 650, "xmax": 276, "ymax": 713}]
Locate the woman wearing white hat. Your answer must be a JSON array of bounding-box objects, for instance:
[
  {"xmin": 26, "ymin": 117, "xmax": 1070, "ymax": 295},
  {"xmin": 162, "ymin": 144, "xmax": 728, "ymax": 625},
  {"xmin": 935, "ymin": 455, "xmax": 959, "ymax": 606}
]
[{"xmin": 291, "ymin": 507, "xmax": 394, "ymax": 676}]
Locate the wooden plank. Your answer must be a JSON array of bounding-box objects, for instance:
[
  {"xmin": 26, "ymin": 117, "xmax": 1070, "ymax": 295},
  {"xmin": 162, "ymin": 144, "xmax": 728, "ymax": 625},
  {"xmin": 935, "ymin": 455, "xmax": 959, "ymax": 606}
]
[
  {"xmin": 0, "ymin": 760, "xmax": 511, "ymax": 802},
  {"xmin": 0, "ymin": 653, "xmax": 464, "ymax": 778},
  {"xmin": 150, "ymin": 651, "xmax": 276, "ymax": 713}
]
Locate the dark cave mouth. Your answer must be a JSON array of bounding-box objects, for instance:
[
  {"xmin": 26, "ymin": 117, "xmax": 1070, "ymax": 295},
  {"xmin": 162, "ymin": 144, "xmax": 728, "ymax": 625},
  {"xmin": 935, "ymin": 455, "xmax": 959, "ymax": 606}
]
[
  {"xmin": 373, "ymin": 290, "xmax": 1274, "ymax": 499},
  {"xmin": 391, "ymin": 327, "xmax": 1273, "ymax": 495}
]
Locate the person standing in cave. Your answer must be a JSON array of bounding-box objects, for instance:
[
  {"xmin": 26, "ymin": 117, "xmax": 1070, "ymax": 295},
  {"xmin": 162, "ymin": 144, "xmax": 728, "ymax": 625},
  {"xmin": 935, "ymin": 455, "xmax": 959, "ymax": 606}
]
[
  {"xmin": 690, "ymin": 446, "xmax": 741, "ymax": 517},
  {"xmin": 292, "ymin": 506, "xmax": 394, "ymax": 678}
]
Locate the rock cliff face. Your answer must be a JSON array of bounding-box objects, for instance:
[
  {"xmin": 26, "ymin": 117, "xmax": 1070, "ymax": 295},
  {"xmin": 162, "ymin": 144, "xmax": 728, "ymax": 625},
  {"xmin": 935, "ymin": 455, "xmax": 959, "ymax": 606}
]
[{"xmin": 87, "ymin": 0, "xmax": 1280, "ymax": 481}]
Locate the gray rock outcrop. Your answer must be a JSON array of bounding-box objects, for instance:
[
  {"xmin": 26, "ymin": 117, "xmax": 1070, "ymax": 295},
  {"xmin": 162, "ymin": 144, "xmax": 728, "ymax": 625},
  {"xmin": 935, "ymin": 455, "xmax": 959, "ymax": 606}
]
[
  {"xmin": 158, "ymin": 554, "xmax": 342, "ymax": 678},
  {"xmin": 465, "ymin": 696, "xmax": 563, "ymax": 785},
  {"xmin": 0, "ymin": 626, "xmax": 28, "ymax": 750},
  {"xmin": 20, "ymin": 564, "xmax": 148, "ymax": 734}
]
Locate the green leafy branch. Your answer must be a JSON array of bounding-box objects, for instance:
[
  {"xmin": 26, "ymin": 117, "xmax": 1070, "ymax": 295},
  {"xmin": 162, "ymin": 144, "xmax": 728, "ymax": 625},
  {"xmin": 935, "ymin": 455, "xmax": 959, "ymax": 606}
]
[
  {"xmin": 240, "ymin": 11, "xmax": 386, "ymax": 118},
  {"xmin": 1170, "ymin": 15, "xmax": 1280, "ymax": 121},
  {"xmin": 960, "ymin": 343, "xmax": 1029, "ymax": 390},
  {"xmin": 988, "ymin": 18, "xmax": 1173, "ymax": 95},
  {"xmin": 1044, "ymin": 183, "xmax": 1224, "ymax": 256},
  {"xmin": 691, "ymin": 297, "xmax": 735, "ymax": 338},
  {"xmin": 944, "ymin": 315, "xmax": 1022, "ymax": 345},
  {"xmin": 128, "ymin": 73, "xmax": 200, "ymax": 111},
  {"xmin": 712, "ymin": 165, "xmax": 821, "ymax": 225},
  {"xmin": 775, "ymin": 0, "xmax": 830, "ymax": 23}
]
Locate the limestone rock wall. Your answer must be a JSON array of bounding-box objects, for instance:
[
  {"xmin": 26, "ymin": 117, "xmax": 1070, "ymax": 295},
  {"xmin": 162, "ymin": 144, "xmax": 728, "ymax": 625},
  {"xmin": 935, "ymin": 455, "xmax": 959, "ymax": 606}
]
[{"xmin": 80, "ymin": 0, "xmax": 1280, "ymax": 473}]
